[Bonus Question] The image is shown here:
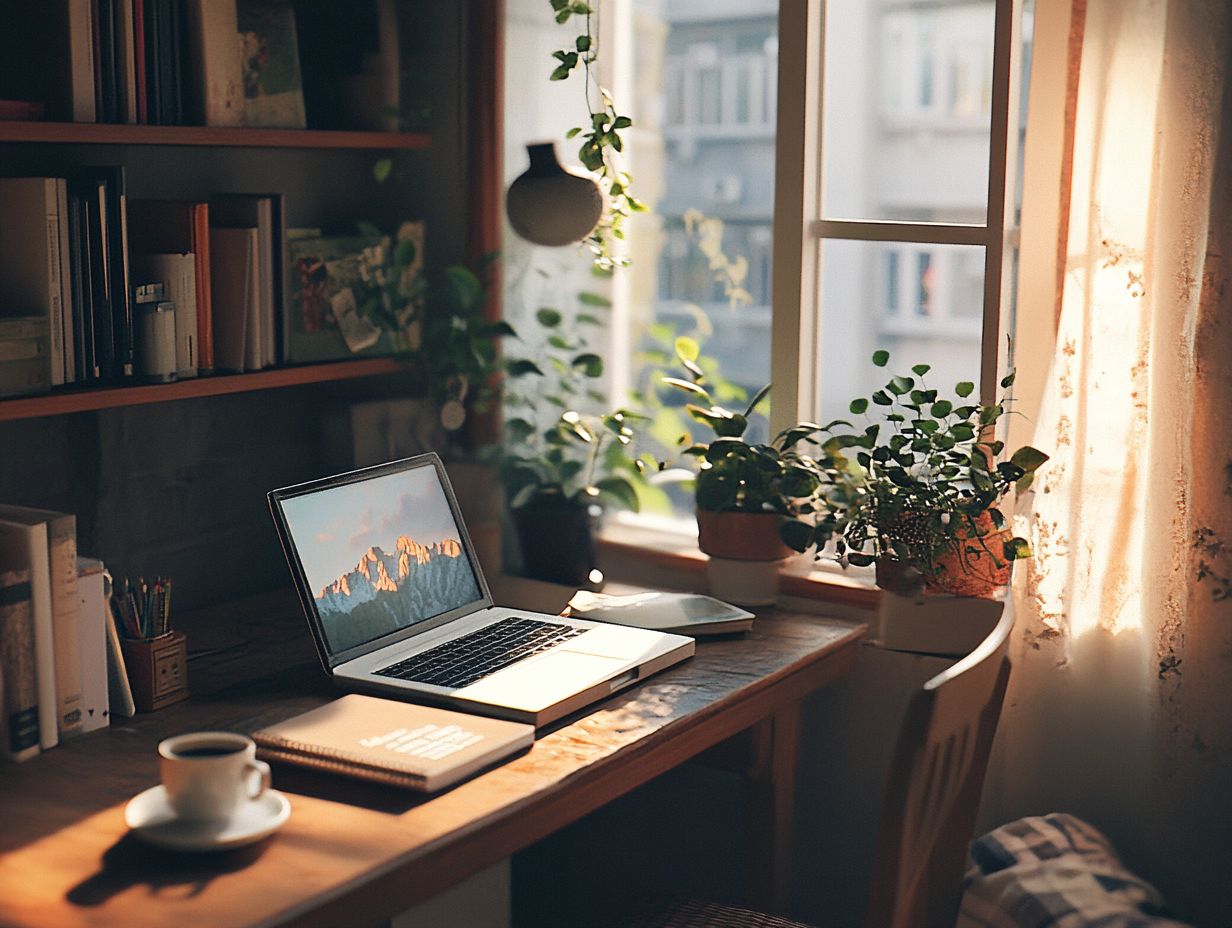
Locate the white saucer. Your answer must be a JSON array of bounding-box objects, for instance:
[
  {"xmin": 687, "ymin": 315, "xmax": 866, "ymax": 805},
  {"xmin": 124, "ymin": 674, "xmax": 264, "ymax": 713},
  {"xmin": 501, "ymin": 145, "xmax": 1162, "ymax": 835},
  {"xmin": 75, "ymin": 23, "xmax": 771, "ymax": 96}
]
[{"xmin": 124, "ymin": 785, "xmax": 291, "ymax": 851}]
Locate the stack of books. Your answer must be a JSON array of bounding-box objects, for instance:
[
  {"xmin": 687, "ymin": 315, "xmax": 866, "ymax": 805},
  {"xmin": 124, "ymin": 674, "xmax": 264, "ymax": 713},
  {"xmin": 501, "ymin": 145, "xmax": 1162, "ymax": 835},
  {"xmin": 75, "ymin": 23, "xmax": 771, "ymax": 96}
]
[{"xmin": 0, "ymin": 504, "xmax": 132, "ymax": 763}]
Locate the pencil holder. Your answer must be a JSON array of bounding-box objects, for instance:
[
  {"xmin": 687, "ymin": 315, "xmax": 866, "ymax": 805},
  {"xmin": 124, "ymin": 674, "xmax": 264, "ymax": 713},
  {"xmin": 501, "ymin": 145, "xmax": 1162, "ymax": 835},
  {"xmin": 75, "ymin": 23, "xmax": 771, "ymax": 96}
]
[{"xmin": 121, "ymin": 631, "xmax": 189, "ymax": 712}]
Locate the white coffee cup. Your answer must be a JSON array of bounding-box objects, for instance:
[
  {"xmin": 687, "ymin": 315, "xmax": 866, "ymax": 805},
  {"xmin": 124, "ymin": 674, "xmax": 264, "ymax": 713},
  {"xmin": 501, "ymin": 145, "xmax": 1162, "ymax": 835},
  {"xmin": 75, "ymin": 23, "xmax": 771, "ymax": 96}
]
[{"xmin": 158, "ymin": 731, "xmax": 271, "ymax": 822}]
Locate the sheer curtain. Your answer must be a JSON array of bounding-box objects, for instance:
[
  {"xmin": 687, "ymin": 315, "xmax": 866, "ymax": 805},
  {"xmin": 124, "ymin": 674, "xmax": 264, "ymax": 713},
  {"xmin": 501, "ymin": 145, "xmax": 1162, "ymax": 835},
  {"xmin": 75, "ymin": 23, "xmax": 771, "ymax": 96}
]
[{"xmin": 981, "ymin": 0, "xmax": 1232, "ymax": 922}]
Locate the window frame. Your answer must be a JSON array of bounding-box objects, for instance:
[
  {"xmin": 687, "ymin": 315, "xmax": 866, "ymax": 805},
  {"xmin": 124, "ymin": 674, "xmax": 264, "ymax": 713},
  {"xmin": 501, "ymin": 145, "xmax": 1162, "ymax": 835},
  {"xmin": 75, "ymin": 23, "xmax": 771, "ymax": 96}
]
[{"xmin": 768, "ymin": 0, "xmax": 1025, "ymax": 438}]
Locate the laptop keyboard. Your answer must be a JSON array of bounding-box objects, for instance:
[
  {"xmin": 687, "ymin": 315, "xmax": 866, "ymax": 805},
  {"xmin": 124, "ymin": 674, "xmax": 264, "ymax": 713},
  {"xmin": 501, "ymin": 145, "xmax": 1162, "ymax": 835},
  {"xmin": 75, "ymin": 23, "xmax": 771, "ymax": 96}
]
[{"xmin": 374, "ymin": 616, "xmax": 585, "ymax": 690}]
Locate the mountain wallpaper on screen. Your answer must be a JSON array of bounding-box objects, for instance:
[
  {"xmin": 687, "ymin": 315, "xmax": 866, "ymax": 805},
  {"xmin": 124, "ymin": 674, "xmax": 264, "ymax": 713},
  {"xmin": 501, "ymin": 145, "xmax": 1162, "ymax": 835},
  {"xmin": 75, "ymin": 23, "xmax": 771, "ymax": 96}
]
[{"xmin": 314, "ymin": 535, "xmax": 479, "ymax": 651}]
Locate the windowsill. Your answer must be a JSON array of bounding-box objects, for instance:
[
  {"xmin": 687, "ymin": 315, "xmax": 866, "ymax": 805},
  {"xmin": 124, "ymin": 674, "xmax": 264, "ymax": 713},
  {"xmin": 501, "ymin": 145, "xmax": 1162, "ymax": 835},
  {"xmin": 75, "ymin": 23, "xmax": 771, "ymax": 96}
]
[{"xmin": 596, "ymin": 517, "xmax": 882, "ymax": 613}]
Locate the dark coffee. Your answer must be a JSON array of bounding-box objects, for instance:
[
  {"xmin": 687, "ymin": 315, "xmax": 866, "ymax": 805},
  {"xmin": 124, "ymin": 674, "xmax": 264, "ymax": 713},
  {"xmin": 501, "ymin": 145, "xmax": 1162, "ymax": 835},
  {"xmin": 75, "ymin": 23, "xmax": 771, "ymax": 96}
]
[{"xmin": 174, "ymin": 745, "xmax": 243, "ymax": 758}]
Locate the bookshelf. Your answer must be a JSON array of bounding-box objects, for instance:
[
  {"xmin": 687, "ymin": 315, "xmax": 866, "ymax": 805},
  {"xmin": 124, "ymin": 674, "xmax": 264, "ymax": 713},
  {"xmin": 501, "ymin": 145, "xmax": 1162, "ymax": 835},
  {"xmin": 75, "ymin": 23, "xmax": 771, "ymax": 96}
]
[
  {"xmin": 0, "ymin": 121, "xmax": 432, "ymax": 150},
  {"xmin": 0, "ymin": 0, "xmax": 502, "ymax": 614},
  {"xmin": 0, "ymin": 357, "xmax": 405, "ymax": 422}
]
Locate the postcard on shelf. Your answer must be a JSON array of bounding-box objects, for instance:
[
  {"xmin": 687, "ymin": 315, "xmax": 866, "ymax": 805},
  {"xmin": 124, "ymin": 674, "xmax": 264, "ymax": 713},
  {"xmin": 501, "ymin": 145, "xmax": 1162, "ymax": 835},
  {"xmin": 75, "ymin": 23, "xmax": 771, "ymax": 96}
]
[
  {"xmin": 252, "ymin": 694, "xmax": 534, "ymax": 792},
  {"xmin": 567, "ymin": 591, "xmax": 755, "ymax": 636},
  {"xmin": 284, "ymin": 223, "xmax": 424, "ymax": 364},
  {"xmin": 236, "ymin": 0, "xmax": 307, "ymax": 129}
]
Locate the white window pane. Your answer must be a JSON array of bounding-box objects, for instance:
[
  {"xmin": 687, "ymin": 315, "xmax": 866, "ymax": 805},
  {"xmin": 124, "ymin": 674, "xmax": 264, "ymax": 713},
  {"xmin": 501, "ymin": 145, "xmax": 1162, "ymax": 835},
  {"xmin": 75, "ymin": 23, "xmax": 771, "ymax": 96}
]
[
  {"xmin": 822, "ymin": 0, "xmax": 994, "ymax": 224},
  {"xmin": 817, "ymin": 240, "xmax": 985, "ymax": 427}
]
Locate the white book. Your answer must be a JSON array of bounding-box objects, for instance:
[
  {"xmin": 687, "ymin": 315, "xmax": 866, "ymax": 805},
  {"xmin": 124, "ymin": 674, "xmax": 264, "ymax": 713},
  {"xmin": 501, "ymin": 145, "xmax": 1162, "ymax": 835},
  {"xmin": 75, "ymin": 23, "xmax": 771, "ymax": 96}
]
[
  {"xmin": 185, "ymin": 0, "xmax": 245, "ymax": 126},
  {"xmin": 0, "ymin": 179, "xmax": 66, "ymax": 387},
  {"xmin": 76, "ymin": 558, "xmax": 110, "ymax": 733},
  {"xmin": 133, "ymin": 252, "xmax": 199, "ymax": 377},
  {"xmin": 0, "ymin": 520, "xmax": 57, "ymax": 750},
  {"xmin": 102, "ymin": 584, "xmax": 135, "ymax": 720}
]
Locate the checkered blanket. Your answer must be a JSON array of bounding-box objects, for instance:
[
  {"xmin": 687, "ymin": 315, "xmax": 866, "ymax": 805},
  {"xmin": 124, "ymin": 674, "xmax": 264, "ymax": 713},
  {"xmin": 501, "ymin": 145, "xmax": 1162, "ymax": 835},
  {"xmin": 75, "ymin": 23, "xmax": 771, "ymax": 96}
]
[{"xmin": 956, "ymin": 814, "xmax": 1193, "ymax": 928}]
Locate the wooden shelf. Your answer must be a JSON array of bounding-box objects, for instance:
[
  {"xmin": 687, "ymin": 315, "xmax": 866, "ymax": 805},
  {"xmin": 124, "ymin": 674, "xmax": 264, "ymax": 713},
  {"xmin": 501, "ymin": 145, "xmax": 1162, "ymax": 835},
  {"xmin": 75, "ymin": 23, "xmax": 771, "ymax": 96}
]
[
  {"xmin": 0, "ymin": 357, "xmax": 405, "ymax": 422},
  {"xmin": 0, "ymin": 122, "xmax": 431, "ymax": 150}
]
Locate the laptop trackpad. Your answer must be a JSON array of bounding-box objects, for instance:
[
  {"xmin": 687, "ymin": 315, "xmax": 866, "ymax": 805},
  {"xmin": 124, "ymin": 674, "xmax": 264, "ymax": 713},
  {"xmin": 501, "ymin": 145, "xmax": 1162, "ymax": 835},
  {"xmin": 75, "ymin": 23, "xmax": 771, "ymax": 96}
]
[{"xmin": 456, "ymin": 650, "xmax": 626, "ymax": 712}]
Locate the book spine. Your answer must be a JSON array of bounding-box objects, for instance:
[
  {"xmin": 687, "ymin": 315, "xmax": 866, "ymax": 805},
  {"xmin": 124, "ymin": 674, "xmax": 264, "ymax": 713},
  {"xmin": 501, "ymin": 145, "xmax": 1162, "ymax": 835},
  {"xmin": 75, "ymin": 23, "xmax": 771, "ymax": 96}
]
[
  {"xmin": 94, "ymin": 0, "xmax": 117, "ymax": 123},
  {"xmin": 74, "ymin": 195, "xmax": 99, "ymax": 381},
  {"xmin": 253, "ymin": 743, "xmax": 426, "ymax": 790},
  {"xmin": 0, "ymin": 522, "xmax": 58, "ymax": 750},
  {"xmin": 76, "ymin": 560, "xmax": 109, "ymax": 733},
  {"xmin": 68, "ymin": 0, "xmax": 98, "ymax": 122},
  {"xmin": 83, "ymin": 180, "xmax": 115, "ymax": 380},
  {"xmin": 66, "ymin": 195, "xmax": 89, "ymax": 382},
  {"xmin": 132, "ymin": 0, "xmax": 147, "ymax": 124},
  {"xmin": 43, "ymin": 181, "xmax": 66, "ymax": 388},
  {"xmin": 0, "ymin": 570, "xmax": 40, "ymax": 761},
  {"xmin": 45, "ymin": 516, "xmax": 82, "ymax": 739},
  {"xmin": 185, "ymin": 0, "xmax": 243, "ymax": 127},
  {"xmin": 55, "ymin": 179, "xmax": 76, "ymax": 385},
  {"xmin": 192, "ymin": 203, "xmax": 214, "ymax": 372},
  {"xmin": 110, "ymin": 170, "xmax": 135, "ymax": 378},
  {"xmin": 115, "ymin": 0, "xmax": 138, "ymax": 124}
]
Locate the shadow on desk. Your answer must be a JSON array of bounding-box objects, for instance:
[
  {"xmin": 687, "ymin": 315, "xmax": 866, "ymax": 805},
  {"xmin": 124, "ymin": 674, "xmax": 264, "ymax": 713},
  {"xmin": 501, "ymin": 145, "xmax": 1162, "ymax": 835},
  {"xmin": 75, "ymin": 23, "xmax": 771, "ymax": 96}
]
[{"xmin": 67, "ymin": 834, "xmax": 271, "ymax": 908}]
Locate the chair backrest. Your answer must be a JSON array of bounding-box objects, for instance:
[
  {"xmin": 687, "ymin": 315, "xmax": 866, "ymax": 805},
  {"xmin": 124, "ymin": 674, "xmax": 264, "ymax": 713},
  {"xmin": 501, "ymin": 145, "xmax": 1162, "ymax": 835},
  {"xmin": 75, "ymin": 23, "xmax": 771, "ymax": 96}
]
[{"xmin": 863, "ymin": 605, "xmax": 1014, "ymax": 928}]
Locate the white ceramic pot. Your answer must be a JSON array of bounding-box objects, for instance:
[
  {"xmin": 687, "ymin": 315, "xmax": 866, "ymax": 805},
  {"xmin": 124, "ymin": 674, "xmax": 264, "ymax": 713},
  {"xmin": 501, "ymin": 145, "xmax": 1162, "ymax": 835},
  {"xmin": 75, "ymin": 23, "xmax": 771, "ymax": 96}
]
[
  {"xmin": 705, "ymin": 555, "xmax": 784, "ymax": 607},
  {"xmin": 877, "ymin": 592, "xmax": 1005, "ymax": 657}
]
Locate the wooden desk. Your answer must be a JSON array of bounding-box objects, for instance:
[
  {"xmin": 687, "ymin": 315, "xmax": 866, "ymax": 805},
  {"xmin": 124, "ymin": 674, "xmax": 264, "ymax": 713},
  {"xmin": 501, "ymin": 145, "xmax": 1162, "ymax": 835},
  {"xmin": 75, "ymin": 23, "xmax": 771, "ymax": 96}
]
[{"xmin": 0, "ymin": 586, "xmax": 864, "ymax": 928}]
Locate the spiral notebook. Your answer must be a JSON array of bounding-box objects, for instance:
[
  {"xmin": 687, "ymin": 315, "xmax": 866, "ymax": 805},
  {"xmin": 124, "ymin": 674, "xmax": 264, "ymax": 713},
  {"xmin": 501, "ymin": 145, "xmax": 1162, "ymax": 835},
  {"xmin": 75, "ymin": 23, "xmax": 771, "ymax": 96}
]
[{"xmin": 252, "ymin": 694, "xmax": 534, "ymax": 792}]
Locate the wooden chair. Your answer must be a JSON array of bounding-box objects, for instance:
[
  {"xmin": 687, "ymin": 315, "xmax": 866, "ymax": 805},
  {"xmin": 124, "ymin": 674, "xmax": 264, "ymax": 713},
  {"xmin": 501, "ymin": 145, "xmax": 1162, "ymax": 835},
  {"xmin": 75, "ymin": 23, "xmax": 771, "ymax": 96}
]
[{"xmin": 625, "ymin": 605, "xmax": 1014, "ymax": 928}]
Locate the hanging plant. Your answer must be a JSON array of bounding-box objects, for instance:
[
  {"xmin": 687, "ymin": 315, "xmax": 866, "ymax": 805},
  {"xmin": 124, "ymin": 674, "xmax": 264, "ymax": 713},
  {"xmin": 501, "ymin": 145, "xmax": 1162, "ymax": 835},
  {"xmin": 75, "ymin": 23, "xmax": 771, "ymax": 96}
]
[{"xmin": 547, "ymin": 0, "xmax": 647, "ymax": 269}]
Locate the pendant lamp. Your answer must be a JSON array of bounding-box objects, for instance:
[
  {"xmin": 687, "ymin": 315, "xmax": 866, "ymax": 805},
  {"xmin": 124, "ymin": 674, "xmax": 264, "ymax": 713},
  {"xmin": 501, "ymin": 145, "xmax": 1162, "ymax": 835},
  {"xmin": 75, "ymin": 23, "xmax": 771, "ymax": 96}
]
[{"xmin": 506, "ymin": 142, "xmax": 605, "ymax": 247}]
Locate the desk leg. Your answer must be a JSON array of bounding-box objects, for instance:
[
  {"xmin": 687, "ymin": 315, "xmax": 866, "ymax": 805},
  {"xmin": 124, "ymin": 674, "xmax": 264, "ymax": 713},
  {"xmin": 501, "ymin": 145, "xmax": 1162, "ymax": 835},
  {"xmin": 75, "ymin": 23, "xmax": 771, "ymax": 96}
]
[{"xmin": 743, "ymin": 702, "xmax": 802, "ymax": 914}]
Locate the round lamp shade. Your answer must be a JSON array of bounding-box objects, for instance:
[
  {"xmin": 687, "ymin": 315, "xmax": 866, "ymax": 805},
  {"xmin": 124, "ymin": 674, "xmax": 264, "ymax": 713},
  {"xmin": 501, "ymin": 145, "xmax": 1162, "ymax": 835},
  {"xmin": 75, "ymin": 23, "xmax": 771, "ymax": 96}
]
[{"xmin": 506, "ymin": 142, "xmax": 605, "ymax": 247}]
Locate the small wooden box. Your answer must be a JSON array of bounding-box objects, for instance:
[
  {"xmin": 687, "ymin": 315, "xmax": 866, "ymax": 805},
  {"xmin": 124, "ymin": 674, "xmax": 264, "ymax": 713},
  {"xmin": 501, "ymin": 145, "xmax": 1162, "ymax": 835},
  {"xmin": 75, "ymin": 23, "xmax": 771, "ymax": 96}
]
[{"xmin": 120, "ymin": 631, "xmax": 189, "ymax": 712}]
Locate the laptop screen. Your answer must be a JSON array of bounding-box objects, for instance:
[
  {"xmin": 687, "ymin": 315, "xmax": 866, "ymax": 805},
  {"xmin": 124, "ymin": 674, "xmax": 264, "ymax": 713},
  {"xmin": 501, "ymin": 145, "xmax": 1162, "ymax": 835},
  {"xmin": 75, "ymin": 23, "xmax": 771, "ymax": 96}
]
[{"xmin": 277, "ymin": 460, "xmax": 485, "ymax": 655}]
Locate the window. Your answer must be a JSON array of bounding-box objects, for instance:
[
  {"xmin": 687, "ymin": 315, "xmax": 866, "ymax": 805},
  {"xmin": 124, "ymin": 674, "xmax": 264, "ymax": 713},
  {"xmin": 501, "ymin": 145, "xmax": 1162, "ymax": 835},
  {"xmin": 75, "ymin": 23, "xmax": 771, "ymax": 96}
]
[
  {"xmin": 772, "ymin": 0, "xmax": 1028, "ymax": 435},
  {"xmin": 501, "ymin": 0, "xmax": 1029, "ymax": 535}
]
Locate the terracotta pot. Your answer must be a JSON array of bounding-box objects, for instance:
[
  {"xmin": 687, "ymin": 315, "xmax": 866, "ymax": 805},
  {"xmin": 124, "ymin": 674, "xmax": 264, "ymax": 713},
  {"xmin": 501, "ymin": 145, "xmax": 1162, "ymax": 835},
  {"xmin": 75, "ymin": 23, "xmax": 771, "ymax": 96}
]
[
  {"xmin": 927, "ymin": 512, "xmax": 1010, "ymax": 598},
  {"xmin": 876, "ymin": 511, "xmax": 1010, "ymax": 599},
  {"xmin": 696, "ymin": 510, "xmax": 794, "ymax": 561}
]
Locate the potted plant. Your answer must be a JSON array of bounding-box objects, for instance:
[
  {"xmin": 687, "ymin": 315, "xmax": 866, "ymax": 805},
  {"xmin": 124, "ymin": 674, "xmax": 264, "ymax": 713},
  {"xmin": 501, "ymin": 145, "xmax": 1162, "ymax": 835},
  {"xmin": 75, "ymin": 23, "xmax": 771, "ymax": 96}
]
[
  {"xmin": 501, "ymin": 293, "xmax": 644, "ymax": 588},
  {"xmin": 661, "ymin": 337, "xmax": 837, "ymax": 605},
  {"xmin": 781, "ymin": 350, "xmax": 1048, "ymax": 653}
]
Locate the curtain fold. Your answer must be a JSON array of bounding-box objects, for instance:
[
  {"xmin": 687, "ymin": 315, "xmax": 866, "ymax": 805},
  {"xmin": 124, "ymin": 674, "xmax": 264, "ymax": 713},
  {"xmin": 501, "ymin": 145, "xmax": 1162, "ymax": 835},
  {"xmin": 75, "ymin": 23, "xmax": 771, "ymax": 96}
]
[{"xmin": 982, "ymin": 0, "xmax": 1232, "ymax": 922}]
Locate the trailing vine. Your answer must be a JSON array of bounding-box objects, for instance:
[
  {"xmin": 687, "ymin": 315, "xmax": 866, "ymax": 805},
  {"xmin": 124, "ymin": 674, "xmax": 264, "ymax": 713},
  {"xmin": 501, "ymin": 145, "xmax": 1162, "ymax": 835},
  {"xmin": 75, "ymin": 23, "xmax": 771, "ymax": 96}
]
[{"xmin": 548, "ymin": 0, "xmax": 646, "ymax": 270}]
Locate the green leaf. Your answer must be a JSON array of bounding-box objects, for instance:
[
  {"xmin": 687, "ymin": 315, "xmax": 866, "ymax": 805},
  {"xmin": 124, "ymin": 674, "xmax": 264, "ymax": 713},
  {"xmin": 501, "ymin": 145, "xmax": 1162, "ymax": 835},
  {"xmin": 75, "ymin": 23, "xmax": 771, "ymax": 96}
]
[
  {"xmin": 565, "ymin": 126, "xmax": 582, "ymax": 138},
  {"xmin": 847, "ymin": 552, "xmax": 876, "ymax": 567},
  {"xmin": 955, "ymin": 381, "xmax": 975, "ymax": 397},
  {"xmin": 850, "ymin": 398, "xmax": 869, "ymax": 415},
  {"xmin": 1004, "ymin": 537, "xmax": 1033, "ymax": 560},
  {"xmin": 593, "ymin": 476, "xmax": 640, "ymax": 513},
  {"xmin": 577, "ymin": 291, "xmax": 612, "ymax": 307},
  {"xmin": 911, "ymin": 364, "xmax": 931, "ymax": 376},
  {"xmin": 548, "ymin": 334, "xmax": 571, "ymax": 349},
  {"xmin": 536, "ymin": 307, "xmax": 563, "ymax": 328},
  {"xmin": 780, "ymin": 519, "xmax": 815, "ymax": 553},
  {"xmin": 675, "ymin": 335, "xmax": 700, "ymax": 362},
  {"xmin": 575, "ymin": 34, "xmax": 591, "ymax": 51},
  {"xmin": 888, "ymin": 375, "xmax": 914, "ymax": 395},
  {"xmin": 872, "ymin": 350, "xmax": 890, "ymax": 367},
  {"xmin": 572, "ymin": 353, "xmax": 603, "ymax": 377},
  {"xmin": 576, "ymin": 313, "xmax": 601, "ymax": 327},
  {"xmin": 505, "ymin": 418, "xmax": 536, "ymax": 442},
  {"xmin": 872, "ymin": 390, "xmax": 892, "ymax": 406},
  {"xmin": 930, "ymin": 400, "xmax": 953, "ymax": 417},
  {"xmin": 743, "ymin": 383, "xmax": 771, "ymax": 418},
  {"xmin": 506, "ymin": 359, "xmax": 544, "ymax": 377},
  {"xmin": 663, "ymin": 376, "xmax": 710, "ymax": 399},
  {"xmin": 1000, "ymin": 370, "xmax": 1017, "ymax": 388},
  {"xmin": 1010, "ymin": 446, "xmax": 1049, "ymax": 472},
  {"xmin": 372, "ymin": 158, "xmax": 393, "ymax": 183},
  {"xmin": 612, "ymin": 115, "xmax": 633, "ymax": 129}
]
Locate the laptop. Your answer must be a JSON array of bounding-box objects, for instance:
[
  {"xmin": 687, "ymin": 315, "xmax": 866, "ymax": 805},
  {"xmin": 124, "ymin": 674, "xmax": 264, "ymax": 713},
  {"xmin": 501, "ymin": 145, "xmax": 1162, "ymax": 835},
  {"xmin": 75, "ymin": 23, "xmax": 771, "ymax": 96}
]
[{"xmin": 268, "ymin": 453, "xmax": 695, "ymax": 727}]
